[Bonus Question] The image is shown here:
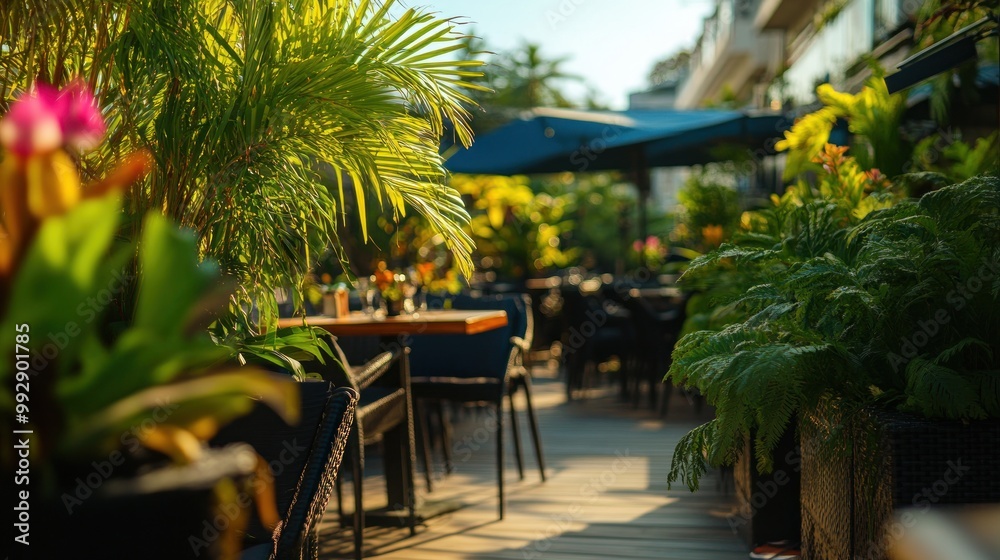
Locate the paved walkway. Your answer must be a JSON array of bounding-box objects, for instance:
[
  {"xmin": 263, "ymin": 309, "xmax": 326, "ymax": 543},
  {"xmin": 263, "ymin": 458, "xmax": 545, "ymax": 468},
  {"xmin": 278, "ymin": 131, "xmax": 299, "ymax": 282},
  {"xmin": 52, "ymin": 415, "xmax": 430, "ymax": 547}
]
[{"xmin": 319, "ymin": 365, "xmax": 747, "ymax": 560}]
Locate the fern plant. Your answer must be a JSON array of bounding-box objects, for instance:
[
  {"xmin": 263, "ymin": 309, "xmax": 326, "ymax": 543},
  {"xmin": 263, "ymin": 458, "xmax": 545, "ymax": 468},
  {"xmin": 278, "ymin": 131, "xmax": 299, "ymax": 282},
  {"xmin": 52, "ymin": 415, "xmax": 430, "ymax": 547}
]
[{"xmin": 667, "ymin": 173, "xmax": 999, "ymax": 490}]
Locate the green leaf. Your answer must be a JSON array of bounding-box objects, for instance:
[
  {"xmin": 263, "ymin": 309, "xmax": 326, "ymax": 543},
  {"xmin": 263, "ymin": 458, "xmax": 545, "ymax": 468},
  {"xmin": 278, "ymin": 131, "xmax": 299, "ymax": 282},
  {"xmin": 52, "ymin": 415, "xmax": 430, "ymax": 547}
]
[{"xmin": 133, "ymin": 212, "xmax": 220, "ymax": 335}]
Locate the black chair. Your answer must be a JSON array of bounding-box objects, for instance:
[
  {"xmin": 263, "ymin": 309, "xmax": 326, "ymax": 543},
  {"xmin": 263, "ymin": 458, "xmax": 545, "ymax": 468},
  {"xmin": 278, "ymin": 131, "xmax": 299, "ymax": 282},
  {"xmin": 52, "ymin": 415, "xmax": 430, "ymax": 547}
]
[
  {"xmin": 408, "ymin": 293, "xmax": 546, "ymax": 519},
  {"xmin": 502, "ymin": 294, "xmax": 547, "ymax": 483},
  {"xmin": 560, "ymin": 280, "xmax": 637, "ymax": 400},
  {"xmin": 211, "ymin": 380, "xmax": 359, "ymax": 560},
  {"xmin": 315, "ymin": 337, "xmax": 417, "ymax": 560}
]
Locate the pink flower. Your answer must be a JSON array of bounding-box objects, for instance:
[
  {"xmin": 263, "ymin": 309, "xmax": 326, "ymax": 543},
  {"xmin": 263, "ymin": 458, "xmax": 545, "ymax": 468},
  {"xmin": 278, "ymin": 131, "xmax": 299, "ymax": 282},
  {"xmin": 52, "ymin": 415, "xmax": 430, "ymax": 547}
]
[
  {"xmin": 59, "ymin": 81, "xmax": 105, "ymax": 152},
  {"xmin": 645, "ymin": 236, "xmax": 659, "ymax": 249},
  {"xmin": 633, "ymin": 240, "xmax": 643, "ymax": 252},
  {"xmin": 0, "ymin": 81, "xmax": 105, "ymax": 157}
]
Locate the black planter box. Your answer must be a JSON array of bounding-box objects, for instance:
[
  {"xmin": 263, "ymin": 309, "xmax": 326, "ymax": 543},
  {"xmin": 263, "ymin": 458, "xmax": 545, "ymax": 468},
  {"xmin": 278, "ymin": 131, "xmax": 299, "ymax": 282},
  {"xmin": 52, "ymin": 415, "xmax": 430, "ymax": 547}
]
[
  {"xmin": 31, "ymin": 445, "xmax": 258, "ymax": 560},
  {"xmin": 732, "ymin": 424, "xmax": 802, "ymax": 549}
]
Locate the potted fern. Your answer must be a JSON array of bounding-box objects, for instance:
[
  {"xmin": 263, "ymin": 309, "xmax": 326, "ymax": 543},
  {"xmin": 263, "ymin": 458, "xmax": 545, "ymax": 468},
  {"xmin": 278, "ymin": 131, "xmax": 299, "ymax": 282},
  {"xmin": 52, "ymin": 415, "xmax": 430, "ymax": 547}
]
[
  {"xmin": 667, "ymin": 164, "xmax": 999, "ymax": 560},
  {"xmin": 667, "ymin": 71, "xmax": 1000, "ymax": 558}
]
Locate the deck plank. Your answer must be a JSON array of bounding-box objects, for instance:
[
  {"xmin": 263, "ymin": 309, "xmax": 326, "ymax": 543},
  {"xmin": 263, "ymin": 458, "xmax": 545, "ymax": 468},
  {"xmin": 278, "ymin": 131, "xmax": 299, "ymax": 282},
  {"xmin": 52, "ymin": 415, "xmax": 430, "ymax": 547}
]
[{"xmin": 318, "ymin": 365, "xmax": 746, "ymax": 559}]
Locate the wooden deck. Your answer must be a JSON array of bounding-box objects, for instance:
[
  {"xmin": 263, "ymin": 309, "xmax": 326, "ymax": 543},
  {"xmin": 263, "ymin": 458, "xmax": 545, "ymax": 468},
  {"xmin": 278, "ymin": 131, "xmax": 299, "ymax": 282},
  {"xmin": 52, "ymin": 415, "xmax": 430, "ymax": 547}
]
[{"xmin": 318, "ymin": 364, "xmax": 746, "ymax": 560}]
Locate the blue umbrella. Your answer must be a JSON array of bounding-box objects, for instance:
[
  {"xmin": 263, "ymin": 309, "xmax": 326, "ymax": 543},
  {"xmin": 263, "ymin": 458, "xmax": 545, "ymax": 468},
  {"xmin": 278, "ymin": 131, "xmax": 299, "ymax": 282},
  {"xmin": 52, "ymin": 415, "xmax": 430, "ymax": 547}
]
[{"xmin": 443, "ymin": 107, "xmax": 787, "ymax": 175}]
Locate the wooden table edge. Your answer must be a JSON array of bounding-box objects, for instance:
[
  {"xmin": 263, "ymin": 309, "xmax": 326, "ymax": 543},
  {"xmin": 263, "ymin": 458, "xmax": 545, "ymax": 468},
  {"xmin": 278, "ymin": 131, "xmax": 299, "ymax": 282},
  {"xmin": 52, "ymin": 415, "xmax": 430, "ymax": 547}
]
[{"xmin": 275, "ymin": 310, "xmax": 508, "ymax": 336}]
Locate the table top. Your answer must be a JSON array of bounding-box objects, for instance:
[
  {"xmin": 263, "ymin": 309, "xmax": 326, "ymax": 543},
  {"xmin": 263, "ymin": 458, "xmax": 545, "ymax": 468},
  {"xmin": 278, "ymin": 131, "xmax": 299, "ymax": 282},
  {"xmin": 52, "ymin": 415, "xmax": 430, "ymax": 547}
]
[
  {"xmin": 277, "ymin": 309, "xmax": 508, "ymax": 337},
  {"xmin": 628, "ymin": 286, "xmax": 683, "ymax": 299}
]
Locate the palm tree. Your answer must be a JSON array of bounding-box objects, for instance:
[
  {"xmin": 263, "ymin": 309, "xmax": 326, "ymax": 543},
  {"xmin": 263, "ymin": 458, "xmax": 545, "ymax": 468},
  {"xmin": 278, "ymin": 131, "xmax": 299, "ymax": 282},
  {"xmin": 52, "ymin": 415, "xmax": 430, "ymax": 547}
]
[
  {"xmin": 491, "ymin": 42, "xmax": 581, "ymax": 108},
  {"xmin": 1, "ymin": 0, "xmax": 486, "ymax": 318}
]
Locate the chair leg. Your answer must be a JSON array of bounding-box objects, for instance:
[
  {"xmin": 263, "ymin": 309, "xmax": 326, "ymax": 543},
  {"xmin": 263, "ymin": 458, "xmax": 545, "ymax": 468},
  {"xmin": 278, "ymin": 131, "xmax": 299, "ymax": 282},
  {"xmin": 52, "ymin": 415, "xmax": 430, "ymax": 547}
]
[
  {"xmin": 495, "ymin": 400, "xmax": 505, "ymax": 520},
  {"xmin": 437, "ymin": 401, "xmax": 454, "ymax": 474},
  {"xmin": 648, "ymin": 370, "xmax": 659, "ymax": 411},
  {"xmin": 414, "ymin": 398, "xmax": 434, "ymax": 492},
  {"xmin": 659, "ymin": 382, "xmax": 673, "ymax": 418},
  {"xmin": 618, "ymin": 358, "xmax": 630, "ymax": 401},
  {"xmin": 307, "ymin": 527, "xmax": 319, "ymax": 560},
  {"xmin": 519, "ymin": 374, "xmax": 547, "ymax": 482},
  {"xmin": 403, "ymin": 400, "xmax": 418, "ymax": 537},
  {"xmin": 350, "ymin": 429, "xmax": 364, "ymax": 560},
  {"xmin": 508, "ymin": 388, "xmax": 525, "ymax": 481},
  {"xmin": 335, "ymin": 474, "xmax": 345, "ymax": 528}
]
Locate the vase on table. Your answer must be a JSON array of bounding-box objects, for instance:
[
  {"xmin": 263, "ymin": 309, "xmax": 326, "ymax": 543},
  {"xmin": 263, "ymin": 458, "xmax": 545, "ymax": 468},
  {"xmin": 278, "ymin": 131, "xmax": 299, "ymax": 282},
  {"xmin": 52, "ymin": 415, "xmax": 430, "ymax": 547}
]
[{"xmin": 384, "ymin": 298, "xmax": 403, "ymax": 317}]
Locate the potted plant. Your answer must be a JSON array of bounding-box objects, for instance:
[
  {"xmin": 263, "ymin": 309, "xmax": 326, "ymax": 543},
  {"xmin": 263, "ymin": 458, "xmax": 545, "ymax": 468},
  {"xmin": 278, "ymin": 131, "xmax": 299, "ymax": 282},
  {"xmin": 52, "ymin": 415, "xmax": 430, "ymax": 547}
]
[
  {"xmin": 0, "ymin": 83, "xmax": 298, "ymax": 559},
  {"xmin": 2, "ymin": 0, "xmax": 486, "ymax": 334},
  {"xmin": 794, "ymin": 175, "xmax": 1000, "ymax": 560},
  {"xmin": 666, "ymin": 136, "xmax": 999, "ymax": 560}
]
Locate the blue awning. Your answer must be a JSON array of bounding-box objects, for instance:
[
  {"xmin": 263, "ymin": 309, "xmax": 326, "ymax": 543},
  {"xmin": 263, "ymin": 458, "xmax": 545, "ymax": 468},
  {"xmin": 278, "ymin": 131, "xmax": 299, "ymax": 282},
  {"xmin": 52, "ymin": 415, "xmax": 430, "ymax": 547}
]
[
  {"xmin": 443, "ymin": 107, "xmax": 791, "ymax": 176},
  {"xmin": 906, "ymin": 64, "xmax": 1000, "ymax": 107}
]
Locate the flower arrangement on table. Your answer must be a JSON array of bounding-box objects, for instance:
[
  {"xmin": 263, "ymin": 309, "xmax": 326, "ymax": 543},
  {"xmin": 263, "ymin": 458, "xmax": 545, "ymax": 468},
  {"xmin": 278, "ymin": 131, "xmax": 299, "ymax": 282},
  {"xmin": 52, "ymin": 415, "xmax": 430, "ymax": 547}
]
[
  {"xmin": 416, "ymin": 261, "xmax": 464, "ymax": 296},
  {"xmin": 372, "ymin": 262, "xmax": 406, "ymax": 315}
]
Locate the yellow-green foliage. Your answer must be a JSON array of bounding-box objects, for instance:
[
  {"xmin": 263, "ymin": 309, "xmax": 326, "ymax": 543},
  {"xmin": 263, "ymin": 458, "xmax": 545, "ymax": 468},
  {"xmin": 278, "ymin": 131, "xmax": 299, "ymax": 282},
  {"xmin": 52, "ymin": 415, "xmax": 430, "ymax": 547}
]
[
  {"xmin": 912, "ymin": 132, "xmax": 1000, "ymax": 182},
  {"xmin": 452, "ymin": 174, "xmax": 578, "ymax": 278},
  {"xmin": 777, "ymin": 75, "xmax": 907, "ymax": 180}
]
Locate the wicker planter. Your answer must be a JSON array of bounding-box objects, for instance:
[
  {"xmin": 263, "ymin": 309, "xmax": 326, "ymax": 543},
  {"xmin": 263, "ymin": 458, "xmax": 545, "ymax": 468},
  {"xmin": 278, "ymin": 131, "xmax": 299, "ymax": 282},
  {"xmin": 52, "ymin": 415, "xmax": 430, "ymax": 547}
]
[{"xmin": 801, "ymin": 405, "xmax": 1000, "ymax": 560}]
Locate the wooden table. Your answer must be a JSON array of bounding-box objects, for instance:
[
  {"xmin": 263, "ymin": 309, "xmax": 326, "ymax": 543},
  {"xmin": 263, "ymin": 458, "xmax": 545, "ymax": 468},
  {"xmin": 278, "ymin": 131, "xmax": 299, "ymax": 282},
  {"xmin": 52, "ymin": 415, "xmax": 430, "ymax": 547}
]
[
  {"xmin": 279, "ymin": 309, "xmax": 509, "ymax": 526},
  {"xmin": 277, "ymin": 309, "xmax": 508, "ymax": 337},
  {"xmin": 627, "ymin": 286, "xmax": 683, "ymax": 299}
]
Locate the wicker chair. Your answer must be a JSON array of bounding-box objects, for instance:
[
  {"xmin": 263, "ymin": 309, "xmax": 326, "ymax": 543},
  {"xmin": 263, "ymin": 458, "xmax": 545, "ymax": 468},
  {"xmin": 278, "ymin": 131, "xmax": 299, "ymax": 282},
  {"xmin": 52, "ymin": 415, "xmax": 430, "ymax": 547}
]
[
  {"xmin": 409, "ymin": 293, "xmax": 547, "ymax": 519},
  {"xmin": 211, "ymin": 380, "xmax": 358, "ymax": 560},
  {"xmin": 315, "ymin": 337, "xmax": 417, "ymax": 560}
]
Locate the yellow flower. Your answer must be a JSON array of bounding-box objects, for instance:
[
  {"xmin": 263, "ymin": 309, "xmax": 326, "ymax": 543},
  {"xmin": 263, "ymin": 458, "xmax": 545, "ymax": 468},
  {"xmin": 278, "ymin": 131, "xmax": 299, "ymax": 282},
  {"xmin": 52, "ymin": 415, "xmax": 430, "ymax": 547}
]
[{"xmin": 26, "ymin": 150, "xmax": 81, "ymax": 218}]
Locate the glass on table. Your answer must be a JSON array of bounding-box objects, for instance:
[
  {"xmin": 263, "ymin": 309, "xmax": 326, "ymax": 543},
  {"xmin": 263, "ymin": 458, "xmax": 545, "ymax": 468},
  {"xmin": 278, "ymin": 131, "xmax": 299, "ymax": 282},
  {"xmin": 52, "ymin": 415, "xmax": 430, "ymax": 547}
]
[
  {"xmin": 356, "ymin": 275, "xmax": 377, "ymax": 316},
  {"xmin": 401, "ymin": 280, "xmax": 418, "ymax": 315},
  {"xmin": 404, "ymin": 266, "xmax": 428, "ymax": 312}
]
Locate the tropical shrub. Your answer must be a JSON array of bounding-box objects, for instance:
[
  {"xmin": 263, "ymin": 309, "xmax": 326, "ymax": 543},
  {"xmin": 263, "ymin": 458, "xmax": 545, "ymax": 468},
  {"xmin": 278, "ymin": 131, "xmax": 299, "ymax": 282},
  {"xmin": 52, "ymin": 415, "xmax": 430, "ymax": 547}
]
[
  {"xmin": 0, "ymin": 83, "xmax": 296, "ymax": 474},
  {"xmin": 671, "ymin": 171, "xmax": 741, "ymax": 252},
  {"xmin": 1, "ymin": 0, "xmax": 485, "ymax": 323},
  {"xmin": 666, "ymin": 171, "xmax": 999, "ymax": 490},
  {"xmin": 910, "ymin": 131, "xmax": 1000, "ymax": 182},
  {"xmin": 776, "ymin": 74, "xmax": 907, "ymax": 180},
  {"xmin": 452, "ymin": 174, "xmax": 578, "ymax": 280}
]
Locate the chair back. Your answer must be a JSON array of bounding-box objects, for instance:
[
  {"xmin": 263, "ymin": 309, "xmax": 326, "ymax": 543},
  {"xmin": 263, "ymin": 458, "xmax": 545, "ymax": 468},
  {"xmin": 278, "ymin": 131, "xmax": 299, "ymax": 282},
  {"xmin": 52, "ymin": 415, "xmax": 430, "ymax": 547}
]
[
  {"xmin": 408, "ymin": 294, "xmax": 522, "ymax": 381},
  {"xmin": 275, "ymin": 386, "xmax": 357, "ymax": 558},
  {"xmin": 309, "ymin": 333, "xmax": 360, "ymax": 391},
  {"xmin": 211, "ymin": 379, "xmax": 336, "ymax": 549}
]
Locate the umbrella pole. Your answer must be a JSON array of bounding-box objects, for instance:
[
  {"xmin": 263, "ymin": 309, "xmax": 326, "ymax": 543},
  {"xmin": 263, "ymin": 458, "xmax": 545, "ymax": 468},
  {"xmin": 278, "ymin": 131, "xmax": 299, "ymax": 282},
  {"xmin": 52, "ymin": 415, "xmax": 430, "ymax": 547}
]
[{"xmin": 631, "ymin": 149, "xmax": 652, "ymax": 269}]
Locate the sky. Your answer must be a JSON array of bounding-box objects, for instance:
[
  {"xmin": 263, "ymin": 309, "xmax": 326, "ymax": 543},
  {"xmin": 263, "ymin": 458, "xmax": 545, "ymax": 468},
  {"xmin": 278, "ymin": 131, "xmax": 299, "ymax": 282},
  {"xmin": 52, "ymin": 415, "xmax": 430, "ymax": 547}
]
[{"xmin": 401, "ymin": 0, "xmax": 717, "ymax": 110}]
